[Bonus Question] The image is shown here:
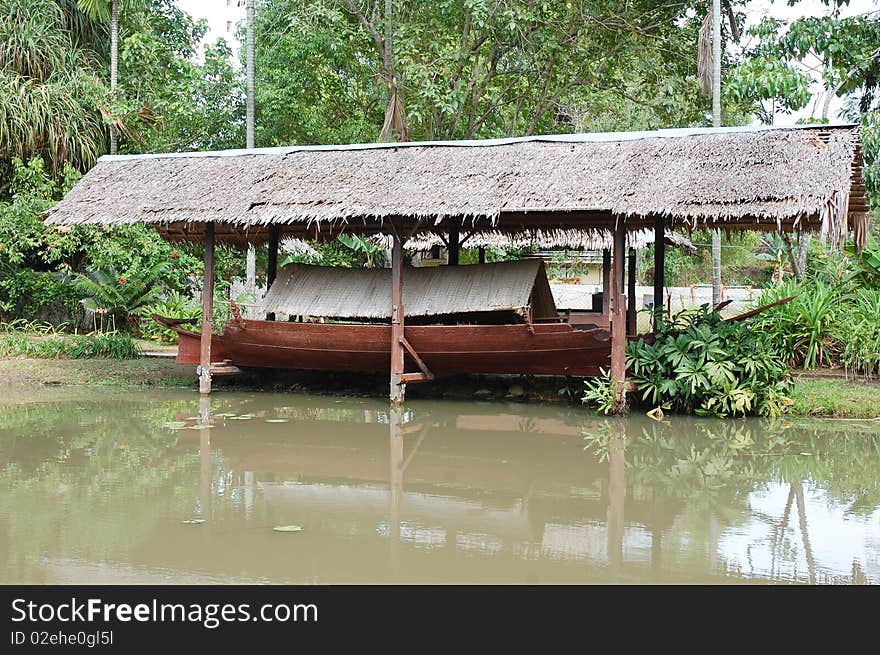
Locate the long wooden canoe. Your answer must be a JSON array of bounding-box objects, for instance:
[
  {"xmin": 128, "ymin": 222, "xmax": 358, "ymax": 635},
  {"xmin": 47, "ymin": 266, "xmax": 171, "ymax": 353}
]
[{"xmin": 154, "ymin": 315, "xmax": 611, "ymax": 377}]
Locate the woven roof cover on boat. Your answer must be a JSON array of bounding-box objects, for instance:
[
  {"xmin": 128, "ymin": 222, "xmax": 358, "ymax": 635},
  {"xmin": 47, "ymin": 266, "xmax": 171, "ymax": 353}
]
[
  {"xmin": 43, "ymin": 124, "xmax": 867, "ymax": 248},
  {"xmin": 262, "ymin": 259, "xmax": 558, "ymax": 320}
]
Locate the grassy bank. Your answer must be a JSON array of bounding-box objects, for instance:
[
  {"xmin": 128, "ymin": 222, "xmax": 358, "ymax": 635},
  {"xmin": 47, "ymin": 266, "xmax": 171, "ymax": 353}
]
[
  {"xmin": 0, "ymin": 357, "xmax": 195, "ymax": 388},
  {"xmin": 2, "ymin": 351, "xmax": 880, "ymax": 418},
  {"xmin": 790, "ymin": 378, "xmax": 880, "ymax": 419},
  {"xmin": 0, "ymin": 331, "xmax": 140, "ymax": 359}
]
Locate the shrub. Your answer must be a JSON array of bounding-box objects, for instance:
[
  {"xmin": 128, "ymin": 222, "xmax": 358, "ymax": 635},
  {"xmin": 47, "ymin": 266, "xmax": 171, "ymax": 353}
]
[
  {"xmin": 836, "ymin": 288, "xmax": 880, "ymax": 377},
  {"xmin": 140, "ymin": 290, "xmax": 201, "ymax": 343},
  {"xmin": 581, "ymin": 369, "xmax": 618, "ymax": 415},
  {"xmin": 71, "ymin": 263, "xmax": 168, "ymax": 331},
  {"xmin": 0, "ymin": 331, "xmax": 140, "ymax": 359},
  {"xmin": 612, "ymin": 305, "xmax": 793, "ymax": 418},
  {"xmin": 755, "ymin": 279, "xmax": 840, "ymax": 369},
  {"xmin": 0, "ymin": 269, "xmax": 83, "ymax": 326}
]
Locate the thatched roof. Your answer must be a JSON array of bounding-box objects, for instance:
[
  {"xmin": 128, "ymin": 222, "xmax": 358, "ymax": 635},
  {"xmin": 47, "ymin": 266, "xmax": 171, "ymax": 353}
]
[
  {"xmin": 399, "ymin": 228, "xmax": 697, "ymax": 252},
  {"xmin": 45, "ymin": 124, "xmax": 867, "ymax": 247},
  {"xmin": 261, "ymin": 259, "xmax": 557, "ymax": 320}
]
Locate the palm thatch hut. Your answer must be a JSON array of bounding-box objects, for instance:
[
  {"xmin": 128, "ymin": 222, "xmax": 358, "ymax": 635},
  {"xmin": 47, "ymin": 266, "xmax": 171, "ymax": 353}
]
[{"xmin": 45, "ymin": 124, "xmax": 867, "ymax": 408}]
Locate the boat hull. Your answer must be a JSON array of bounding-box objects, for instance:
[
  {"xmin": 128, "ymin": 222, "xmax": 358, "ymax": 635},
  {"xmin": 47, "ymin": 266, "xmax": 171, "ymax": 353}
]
[{"xmin": 167, "ymin": 318, "xmax": 611, "ymax": 377}]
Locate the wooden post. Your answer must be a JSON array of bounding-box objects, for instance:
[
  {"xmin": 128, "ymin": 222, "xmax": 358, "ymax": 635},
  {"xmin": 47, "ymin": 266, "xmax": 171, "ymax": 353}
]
[
  {"xmin": 390, "ymin": 230, "xmax": 406, "ymax": 403},
  {"xmin": 199, "ymin": 223, "xmax": 215, "ymax": 394},
  {"xmin": 478, "ymin": 246, "xmax": 486, "ymax": 264},
  {"xmin": 602, "ymin": 248, "xmax": 611, "ymax": 316},
  {"xmin": 627, "ymin": 247, "xmax": 637, "ymax": 336},
  {"xmin": 389, "ymin": 406, "xmax": 404, "ymax": 575},
  {"xmin": 266, "ymin": 225, "xmax": 279, "ymax": 321},
  {"xmin": 447, "ymin": 218, "xmax": 460, "ymax": 266},
  {"xmin": 198, "ymin": 394, "xmax": 212, "ymax": 519},
  {"xmin": 653, "ymin": 216, "xmax": 665, "ymax": 324},
  {"xmin": 611, "ymin": 217, "xmax": 627, "ymax": 414},
  {"xmin": 606, "ymin": 428, "xmax": 625, "ymax": 572}
]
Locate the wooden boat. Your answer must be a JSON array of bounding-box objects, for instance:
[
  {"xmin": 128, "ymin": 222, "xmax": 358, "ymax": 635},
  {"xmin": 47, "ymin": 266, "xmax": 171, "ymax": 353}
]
[
  {"xmin": 156, "ymin": 315, "xmax": 611, "ymax": 377},
  {"xmin": 155, "ymin": 259, "xmax": 612, "ymax": 377}
]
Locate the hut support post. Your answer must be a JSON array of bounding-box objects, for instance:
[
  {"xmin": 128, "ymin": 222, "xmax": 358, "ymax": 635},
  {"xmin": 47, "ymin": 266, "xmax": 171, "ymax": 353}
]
[
  {"xmin": 448, "ymin": 218, "xmax": 460, "ymax": 266},
  {"xmin": 478, "ymin": 247, "xmax": 486, "ymax": 264},
  {"xmin": 602, "ymin": 248, "xmax": 611, "ymax": 316},
  {"xmin": 199, "ymin": 223, "xmax": 215, "ymax": 395},
  {"xmin": 266, "ymin": 225, "xmax": 279, "ymax": 321},
  {"xmin": 390, "ymin": 231, "xmax": 406, "ymax": 404},
  {"xmin": 610, "ymin": 217, "xmax": 627, "ymax": 414},
  {"xmin": 627, "ymin": 247, "xmax": 637, "ymax": 336},
  {"xmin": 653, "ymin": 216, "xmax": 665, "ymax": 325}
]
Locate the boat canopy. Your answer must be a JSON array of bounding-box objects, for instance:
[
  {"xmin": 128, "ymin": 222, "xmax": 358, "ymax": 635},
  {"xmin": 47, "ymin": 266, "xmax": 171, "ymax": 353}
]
[{"xmin": 262, "ymin": 259, "xmax": 558, "ymax": 321}]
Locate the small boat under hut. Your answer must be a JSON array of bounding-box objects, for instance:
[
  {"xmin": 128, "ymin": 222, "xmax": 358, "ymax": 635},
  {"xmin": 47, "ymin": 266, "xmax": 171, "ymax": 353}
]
[{"xmin": 156, "ymin": 259, "xmax": 614, "ymax": 378}]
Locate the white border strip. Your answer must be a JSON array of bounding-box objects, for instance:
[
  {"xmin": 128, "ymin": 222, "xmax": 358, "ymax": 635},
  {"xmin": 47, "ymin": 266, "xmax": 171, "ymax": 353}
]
[{"xmin": 99, "ymin": 123, "xmax": 857, "ymax": 162}]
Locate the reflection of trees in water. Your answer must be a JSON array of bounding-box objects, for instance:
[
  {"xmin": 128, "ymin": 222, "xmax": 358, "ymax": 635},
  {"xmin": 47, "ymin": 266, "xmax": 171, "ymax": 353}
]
[
  {"xmin": 0, "ymin": 399, "xmax": 205, "ymax": 582},
  {"xmin": 584, "ymin": 418, "xmax": 880, "ymax": 512},
  {"xmin": 585, "ymin": 417, "xmax": 880, "ymax": 583}
]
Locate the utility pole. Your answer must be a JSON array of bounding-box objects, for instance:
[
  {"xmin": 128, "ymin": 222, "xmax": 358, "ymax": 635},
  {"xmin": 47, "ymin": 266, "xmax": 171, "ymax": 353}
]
[
  {"xmin": 245, "ymin": 0, "xmax": 256, "ymax": 305},
  {"xmin": 246, "ymin": 0, "xmax": 255, "ymax": 149},
  {"xmin": 711, "ymin": 0, "xmax": 722, "ymax": 308},
  {"xmin": 110, "ymin": 0, "xmax": 119, "ymax": 155}
]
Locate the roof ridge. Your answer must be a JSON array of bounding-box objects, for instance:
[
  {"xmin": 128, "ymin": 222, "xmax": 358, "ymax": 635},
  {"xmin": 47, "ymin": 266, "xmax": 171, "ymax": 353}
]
[{"xmin": 98, "ymin": 123, "xmax": 859, "ymax": 162}]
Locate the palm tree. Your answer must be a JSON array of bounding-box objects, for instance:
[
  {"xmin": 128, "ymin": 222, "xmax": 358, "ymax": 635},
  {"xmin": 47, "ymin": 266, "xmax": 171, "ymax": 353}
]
[
  {"xmin": 76, "ymin": 0, "xmax": 142, "ymax": 154},
  {"xmin": 0, "ymin": 0, "xmax": 107, "ymax": 172}
]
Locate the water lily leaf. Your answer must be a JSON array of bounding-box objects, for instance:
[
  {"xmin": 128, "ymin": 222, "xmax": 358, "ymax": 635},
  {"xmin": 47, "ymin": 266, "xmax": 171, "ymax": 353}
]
[
  {"xmin": 214, "ymin": 412, "xmax": 237, "ymax": 417},
  {"xmin": 163, "ymin": 421, "xmax": 187, "ymax": 429},
  {"xmin": 265, "ymin": 419, "xmax": 289, "ymax": 423},
  {"xmin": 187, "ymin": 424, "xmax": 214, "ymax": 430},
  {"xmin": 181, "ymin": 519, "xmax": 205, "ymax": 524},
  {"xmin": 273, "ymin": 525, "xmax": 304, "ymax": 532},
  {"xmin": 184, "ymin": 416, "xmax": 201, "ymax": 420}
]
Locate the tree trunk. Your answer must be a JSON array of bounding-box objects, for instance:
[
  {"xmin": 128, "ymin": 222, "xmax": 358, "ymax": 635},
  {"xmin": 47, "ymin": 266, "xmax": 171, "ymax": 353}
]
[
  {"xmin": 109, "ymin": 0, "xmax": 118, "ymax": 155},
  {"xmin": 246, "ymin": 0, "xmax": 255, "ymax": 149},
  {"xmin": 797, "ymin": 232, "xmax": 810, "ymax": 280},
  {"xmin": 781, "ymin": 232, "xmax": 802, "ymax": 281},
  {"xmin": 245, "ymin": 0, "xmax": 256, "ymax": 311}
]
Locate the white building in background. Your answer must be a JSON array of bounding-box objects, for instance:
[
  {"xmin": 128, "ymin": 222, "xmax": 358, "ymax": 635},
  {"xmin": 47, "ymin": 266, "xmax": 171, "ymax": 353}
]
[{"xmin": 175, "ymin": 0, "xmax": 246, "ymax": 60}]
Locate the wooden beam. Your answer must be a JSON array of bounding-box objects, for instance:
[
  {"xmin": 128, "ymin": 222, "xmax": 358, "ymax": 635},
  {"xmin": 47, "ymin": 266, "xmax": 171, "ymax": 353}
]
[
  {"xmin": 390, "ymin": 230, "xmax": 406, "ymax": 403},
  {"xmin": 602, "ymin": 248, "xmax": 611, "ymax": 316},
  {"xmin": 610, "ymin": 217, "xmax": 627, "ymax": 414},
  {"xmin": 199, "ymin": 222, "xmax": 215, "ymax": 394},
  {"xmin": 399, "ymin": 372, "xmax": 430, "ymax": 383},
  {"xmin": 266, "ymin": 224, "xmax": 279, "ymax": 321},
  {"xmin": 653, "ymin": 215, "xmax": 665, "ymax": 324},
  {"xmin": 627, "ymin": 247, "xmax": 637, "ymax": 336},
  {"xmin": 400, "ymin": 336, "xmax": 434, "ymax": 380}
]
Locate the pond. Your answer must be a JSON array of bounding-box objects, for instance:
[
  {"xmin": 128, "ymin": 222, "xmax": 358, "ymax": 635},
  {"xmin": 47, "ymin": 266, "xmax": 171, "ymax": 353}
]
[{"xmin": 0, "ymin": 387, "xmax": 878, "ymax": 584}]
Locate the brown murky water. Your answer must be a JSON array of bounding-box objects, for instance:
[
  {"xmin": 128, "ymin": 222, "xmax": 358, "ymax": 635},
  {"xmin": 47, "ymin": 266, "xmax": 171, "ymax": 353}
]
[{"xmin": 1, "ymin": 387, "xmax": 878, "ymax": 584}]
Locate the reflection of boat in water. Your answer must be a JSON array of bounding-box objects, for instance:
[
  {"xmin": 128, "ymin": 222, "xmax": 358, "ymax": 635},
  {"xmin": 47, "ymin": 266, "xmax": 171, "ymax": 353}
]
[
  {"xmin": 156, "ymin": 260, "xmax": 612, "ymax": 377},
  {"xmin": 256, "ymin": 481, "xmax": 537, "ymax": 543}
]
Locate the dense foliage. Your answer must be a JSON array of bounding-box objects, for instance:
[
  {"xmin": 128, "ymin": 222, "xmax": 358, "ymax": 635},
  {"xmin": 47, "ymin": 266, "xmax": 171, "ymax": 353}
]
[
  {"xmin": 629, "ymin": 305, "xmax": 793, "ymax": 417},
  {"xmin": 1, "ymin": 0, "xmax": 879, "ymax": 378},
  {"xmin": 757, "ymin": 238, "xmax": 880, "ymax": 377},
  {"xmin": 252, "ymin": 0, "xmax": 735, "ymax": 145}
]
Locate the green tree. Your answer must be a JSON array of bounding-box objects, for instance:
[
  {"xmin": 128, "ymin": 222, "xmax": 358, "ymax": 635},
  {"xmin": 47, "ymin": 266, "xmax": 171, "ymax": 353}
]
[
  {"xmin": 0, "ymin": 0, "xmax": 108, "ymax": 178},
  {"xmin": 732, "ymin": 1, "xmax": 880, "ymax": 211},
  {"xmin": 76, "ymin": 0, "xmax": 150, "ymax": 154},
  {"xmin": 253, "ymin": 1, "xmax": 733, "ymax": 146}
]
